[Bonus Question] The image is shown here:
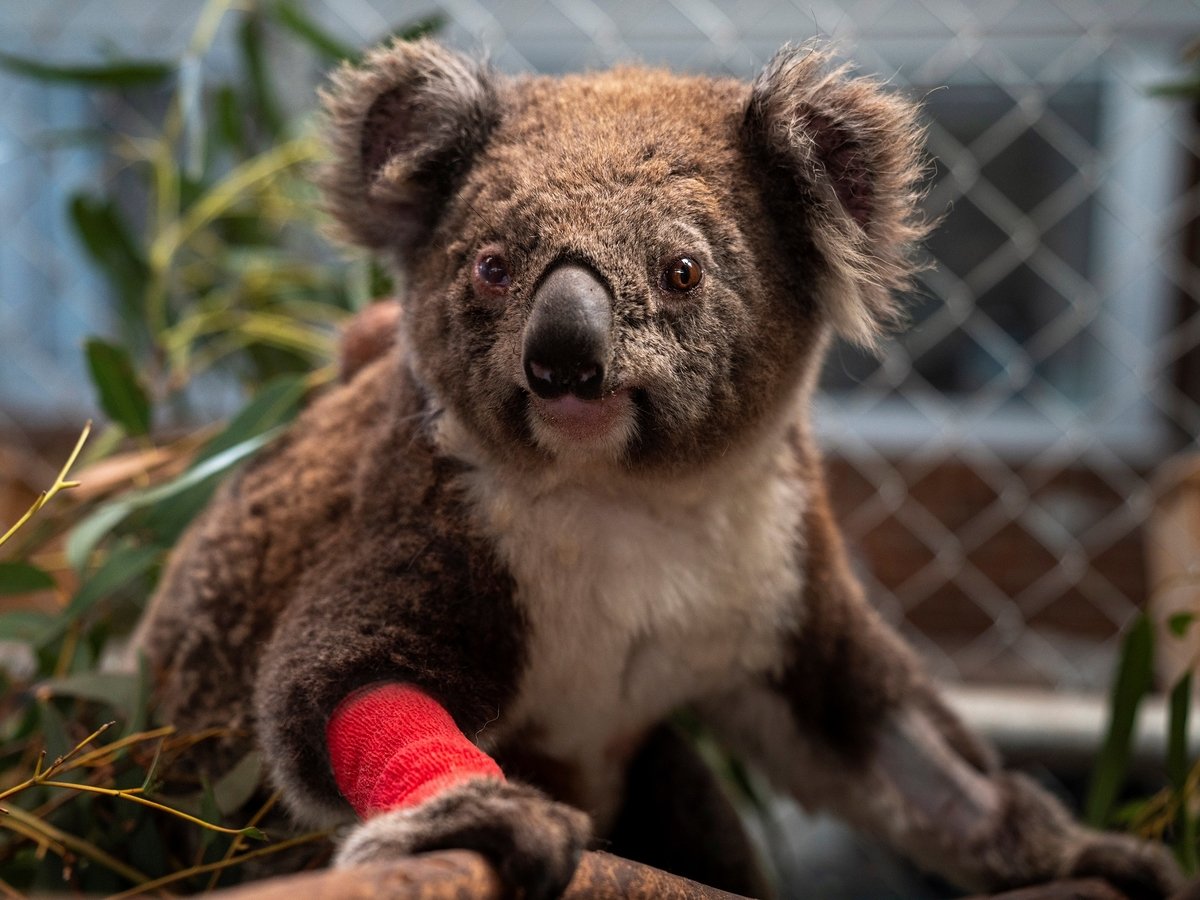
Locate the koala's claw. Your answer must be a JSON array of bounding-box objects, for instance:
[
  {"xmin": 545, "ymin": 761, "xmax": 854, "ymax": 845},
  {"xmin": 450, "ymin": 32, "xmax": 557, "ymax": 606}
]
[{"xmin": 334, "ymin": 778, "xmax": 591, "ymax": 900}]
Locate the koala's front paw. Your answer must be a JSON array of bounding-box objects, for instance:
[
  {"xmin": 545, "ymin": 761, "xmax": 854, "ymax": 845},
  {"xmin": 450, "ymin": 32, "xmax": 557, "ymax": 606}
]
[
  {"xmin": 334, "ymin": 778, "xmax": 591, "ymax": 900},
  {"xmin": 1067, "ymin": 832, "xmax": 1183, "ymax": 900}
]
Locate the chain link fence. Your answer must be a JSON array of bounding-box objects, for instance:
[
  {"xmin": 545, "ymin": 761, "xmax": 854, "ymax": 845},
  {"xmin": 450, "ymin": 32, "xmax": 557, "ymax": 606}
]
[{"xmin": 2, "ymin": 0, "xmax": 1199, "ymax": 693}]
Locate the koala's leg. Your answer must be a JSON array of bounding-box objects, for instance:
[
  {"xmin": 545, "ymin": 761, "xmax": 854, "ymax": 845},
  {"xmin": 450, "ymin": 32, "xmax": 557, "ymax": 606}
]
[
  {"xmin": 606, "ymin": 723, "xmax": 775, "ymax": 898},
  {"xmin": 701, "ymin": 677, "xmax": 1183, "ymax": 898},
  {"xmin": 698, "ymin": 499, "xmax": 1182, "ymax": 898}
]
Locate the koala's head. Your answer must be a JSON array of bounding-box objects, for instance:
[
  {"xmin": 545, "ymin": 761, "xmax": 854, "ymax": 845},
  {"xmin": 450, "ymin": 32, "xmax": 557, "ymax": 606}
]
[{"xmin": 320, "ymin": 40, "xmax": 927, "ymax": 473}]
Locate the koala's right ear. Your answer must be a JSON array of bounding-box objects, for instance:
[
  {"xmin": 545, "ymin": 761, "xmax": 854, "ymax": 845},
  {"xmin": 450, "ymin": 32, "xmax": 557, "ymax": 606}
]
[{"xmin": 318, "ymin": 39, "xmax": 499, "ymax": 252}]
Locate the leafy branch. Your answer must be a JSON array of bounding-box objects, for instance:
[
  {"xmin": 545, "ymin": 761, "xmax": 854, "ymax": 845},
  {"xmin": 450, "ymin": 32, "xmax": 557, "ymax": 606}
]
[{"xmin": 0, "ymin": 722, "xmax": 263, "ymax": 841}]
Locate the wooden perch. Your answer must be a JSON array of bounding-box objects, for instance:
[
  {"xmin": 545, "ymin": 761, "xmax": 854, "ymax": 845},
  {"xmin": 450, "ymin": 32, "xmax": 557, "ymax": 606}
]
[
  {"xmin": 213, "ymin": 850, "xmax": 1200, "ymax": 900},
  {"xmin": 967, "ymin": 879, "xmax": 1129, "ymax": 900},
  {"xmin": 214, "ymin": 849, "xmax": 750, "ymax": 899}
]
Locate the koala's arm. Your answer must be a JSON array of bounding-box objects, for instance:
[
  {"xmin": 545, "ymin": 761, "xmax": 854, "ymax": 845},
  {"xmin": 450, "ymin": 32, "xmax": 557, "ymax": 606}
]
[
  {"xmin": 249, "ymin": 407, "xmax": 588, "ymax": 897},
  {"xmin": 699, "ymin": 483, "xmax": 1181, "ymax": 898}
]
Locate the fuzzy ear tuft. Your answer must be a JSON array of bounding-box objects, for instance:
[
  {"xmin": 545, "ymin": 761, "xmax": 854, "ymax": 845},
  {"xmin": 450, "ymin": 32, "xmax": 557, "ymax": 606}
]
[
  {"xmin": 318, "ymin": 39, "xmax": 499, "ymax": 253},
  {"xmin": 745, "ymin": 44, "xmax": 931, "ymax": 346}
]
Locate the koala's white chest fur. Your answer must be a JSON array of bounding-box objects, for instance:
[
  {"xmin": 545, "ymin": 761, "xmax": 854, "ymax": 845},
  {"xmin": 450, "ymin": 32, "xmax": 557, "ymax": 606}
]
[{"xmin": 441, "ymin": 415, "xmax": 806, "ymax": 821}]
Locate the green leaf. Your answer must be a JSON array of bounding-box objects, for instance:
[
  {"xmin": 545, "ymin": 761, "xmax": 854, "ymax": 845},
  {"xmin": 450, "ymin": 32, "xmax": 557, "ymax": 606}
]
[
  {"xmin": 37, "ymin": 699, "xmax": 71, "ymax": 761},
  {"xmin": 239, "ymin": 12, "xmax": 285, "ymax": 140},
  {"xmin": 0, "ymin": 51, "xmax": 173, "ymax": 87},
  {"xmin": 0, "ymin": 610, "xmax": 55, "ymax": 643},
  {"xmin": 214, "ymin": 85, "xmax": 247, "ymax": 155},
  {"xmin": 196, "ymin": 374, "xmax": 307, "ymax": 463},
  {"xmin": 0, "ymin": 561, "xmax": 55, "ymax": 596},
  {"xmin": 1169, "ymin": 613, "xmax": 1196, "ymax": 638},
  {"xmin": 65, "ymin": 502, "xmax": 134, "ymax": 573},
  {"xmin": 1169, "ymin": 674, "xmax": 1191, "ymax": 789},
  {"xmin": 1086, "ymin": 614, "xmax": 1155, "ymax": 827},
  {"xmin": 66, "ymin": 427, "xmax": 283, "ymax": 571},
  {"xmin": 211, "ymin": 752, "xmax": 263, "ymax": 816},
  {"xmin": 70, "ymin": 195, "xmax": 149, "ymax": 333},
  {"xmin": 133, "ymin": 375, "xmax": 307, "ymax": 545},
  {"xmin": 129, "ymin": 652, "xmax": 151, "ymax": 736},
  {"xmin": 39, "ymin": 672, "xmax": 141, "ymax": 716},
  {"xmin": 64, "ymin": 543, "xmax": 161, "ymax": 622},
  {"xmin": 272, "ymin": 1, "xmax": 357, "ymax": 62},
  {"xmin": 1150, "ymin": 78, "xmax": 1200, "ymax": 99},
  {"xmin": 394, "ymin": 14, "xmax": 445, "ymax": 42},
  {"xmin": 85, "ymin": 338, "xmax": 152, "ymax": 437},
  {"xmin": 1168, "ymin": 674, "xmax": 1198, "ymax": 873}
]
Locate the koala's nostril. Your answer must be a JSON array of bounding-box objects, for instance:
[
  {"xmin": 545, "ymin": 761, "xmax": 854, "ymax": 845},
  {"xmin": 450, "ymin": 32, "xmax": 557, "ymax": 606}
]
[
  {"xmin": 528, "ymin": 360, "xmax": 555, "ymax": 388},
  {"xmin": 522, "ymin": 263, "xmax": 613, "ymax": 402},
  {"xmin": 524, "ymin": 357, "xmax": 606, "ymax": 401}
]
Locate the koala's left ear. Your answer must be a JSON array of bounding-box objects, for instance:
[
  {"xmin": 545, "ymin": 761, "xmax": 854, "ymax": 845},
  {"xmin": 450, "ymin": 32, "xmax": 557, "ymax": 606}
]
[
  {"xmin": 318, "ymin": 39, "xmax": 500, "ymax": 254},
  {"xmin": 744, "ymin": 45, "xmax": 930, "ymax": 346}
]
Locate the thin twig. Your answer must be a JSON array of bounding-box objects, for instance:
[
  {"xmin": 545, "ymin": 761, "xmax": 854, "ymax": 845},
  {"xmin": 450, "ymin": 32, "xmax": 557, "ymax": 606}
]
[
  {"xmin": 206, "ymin": 790, "xmax": 282, "ymax": 892},
  {"xmin": 106, "ymin": 830, "xmax": 330, "ymax": 900},
  {"xmin": 0, "ymin": 421, "xmax": 91, "ymax": 548},
  {"xmin": 35, "ymin": 781, "xmax": 263, "ymax": 839},
  {"xmin": 0, "ymin": 721, "xmax": 116, "ymax": 808}
]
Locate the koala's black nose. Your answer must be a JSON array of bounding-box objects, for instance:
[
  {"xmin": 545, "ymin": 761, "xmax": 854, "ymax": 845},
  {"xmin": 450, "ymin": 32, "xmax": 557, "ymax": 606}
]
[{"xmin": 523, "ymin": 264, "xmax": 613, "ymax": 401}]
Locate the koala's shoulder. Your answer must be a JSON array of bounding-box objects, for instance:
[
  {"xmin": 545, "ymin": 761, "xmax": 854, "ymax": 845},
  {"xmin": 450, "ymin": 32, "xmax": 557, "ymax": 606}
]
[{"xmin": 184, "ymin": 351, "xmax": 421, "ymax": 594}]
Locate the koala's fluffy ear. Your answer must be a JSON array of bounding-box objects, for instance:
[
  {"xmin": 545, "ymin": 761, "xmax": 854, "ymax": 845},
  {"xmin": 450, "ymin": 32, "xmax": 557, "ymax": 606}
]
[
  {"xmin": 318, "ymin": 39, "xmax": 499, "ymax": 252},
  {"xmin": 745, "ymin": 45, "xmax": 930, "ymax": 346}
]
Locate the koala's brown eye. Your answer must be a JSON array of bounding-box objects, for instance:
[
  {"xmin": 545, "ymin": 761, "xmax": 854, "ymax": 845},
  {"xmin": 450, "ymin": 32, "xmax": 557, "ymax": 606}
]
[
  {"xmin": 475, "ymin": 253, "xmax": 511, "ymax": 292},
  {"xmin": 662, "ymin": 256, "xmax": 702, "ymax": 293}
]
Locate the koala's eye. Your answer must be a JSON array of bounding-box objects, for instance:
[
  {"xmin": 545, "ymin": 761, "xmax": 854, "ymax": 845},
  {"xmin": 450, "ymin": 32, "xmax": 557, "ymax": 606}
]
[
  {"xmin": 475, "ymin": 253, "xmax": 511, "ymax": 293},
  {"xmin": 662, "ymin": 256, "xmax": 703, "ymax": 293}
]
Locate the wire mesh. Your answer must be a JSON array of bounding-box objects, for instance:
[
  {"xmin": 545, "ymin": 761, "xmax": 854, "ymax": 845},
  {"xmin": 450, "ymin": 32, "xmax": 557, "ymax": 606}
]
[{"xmin": 1, "ymin": 0, "xmax": 1198, "ymax": 692}]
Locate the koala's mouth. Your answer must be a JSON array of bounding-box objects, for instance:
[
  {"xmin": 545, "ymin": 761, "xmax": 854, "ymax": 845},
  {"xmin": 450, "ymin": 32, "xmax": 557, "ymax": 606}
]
[{"xmin": 528, "ymin": 388, "xmax": 633, "ymax": 444}]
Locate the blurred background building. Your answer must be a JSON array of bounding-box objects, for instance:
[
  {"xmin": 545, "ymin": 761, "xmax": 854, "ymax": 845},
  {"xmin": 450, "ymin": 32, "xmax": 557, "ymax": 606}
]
[{"xmin": 2, "ymin": 0, "xmax": 1199, "ymax": 697}]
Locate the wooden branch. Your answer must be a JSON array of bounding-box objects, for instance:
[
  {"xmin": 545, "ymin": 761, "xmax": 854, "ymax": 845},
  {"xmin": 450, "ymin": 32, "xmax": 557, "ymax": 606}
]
[
  {"xmin": 212, "ymin": 850, "xmax": 1200, "ymax": 900},
  {"xmin": 214, "ymin": 849, "xmax": 751, "ymax": 900},
  {"xmin": 966, "ymin": 879, "xmax": 1128, "ymax": 900}
]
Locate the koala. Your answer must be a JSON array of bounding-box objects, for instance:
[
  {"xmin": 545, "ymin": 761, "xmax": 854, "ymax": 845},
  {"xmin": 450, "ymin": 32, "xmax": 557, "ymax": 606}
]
[{"xmin": 134, "ymin": 39, "xmax": 1183, "ymax": 899}]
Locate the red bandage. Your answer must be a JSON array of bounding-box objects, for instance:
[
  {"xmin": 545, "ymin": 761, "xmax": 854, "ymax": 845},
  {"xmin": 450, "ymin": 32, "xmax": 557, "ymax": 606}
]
[{"xmin": 325, "ymin": 682, "xmax": 504, "ymax": 817}]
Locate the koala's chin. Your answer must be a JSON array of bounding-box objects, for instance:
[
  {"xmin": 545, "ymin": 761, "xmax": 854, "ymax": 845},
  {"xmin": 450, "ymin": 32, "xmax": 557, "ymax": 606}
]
[{"xmin": 525, "ymin": 389, "xmax": 638, "ymax": 463}]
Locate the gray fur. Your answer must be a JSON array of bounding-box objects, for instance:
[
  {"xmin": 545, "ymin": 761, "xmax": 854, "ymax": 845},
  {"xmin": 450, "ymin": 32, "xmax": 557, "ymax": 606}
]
[{"xmin": 136, "ymin": 39, "xmax": 1182, "ymax": 899}]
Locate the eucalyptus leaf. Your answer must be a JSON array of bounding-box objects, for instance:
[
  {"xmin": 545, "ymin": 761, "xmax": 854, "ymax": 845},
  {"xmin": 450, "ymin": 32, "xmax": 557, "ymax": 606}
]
[
  {"xmin": 135, "ymin": 376, "xmax": 307, "ymax": 545},
  {"xmin": 211, "ymin": 752, "xmax": 264, "ymax": 816},
  {"xmin": 1150, "ymin": 78, "xmax": 1200, "ymax": 98},
  {"xmin": 66, "ymin": 428, "xmax": 283, "ymax": 571},
  {"xmin": 0, "ymin": 610, "xmax": 55, "ymax": 643},
  {"xmin": 196, "ymin": 374, "xmax": 307, "ymax": 463},
  {"xmin": 394, "ymin": 15, "xmax": 446, "ymax": 42},
  {"xmin": 0, "ymin": 562, "xmax": 55, "ymax": 596},
  {"xmin": 70, "ymin": 195, "xmax": 148, "ymax": 330},
  {"xmin": 85, "ymin": 339, "xmax": 152, "ymax": 437},
  {"xmin": 239, "ymin": 12, "xmax": 284, "ymax": 140},
  {"xmin": 65, "ymin": 502, "xmax": 134, "ymax": 573},
  {"xmin": 1169, "ymin": 612, "xmax": 1195, "ymax": 638},
  {"xmin": 272, "ymin": 1, "xmax": 356, "ymax": 62},
  {"xmin": 215, "ymin": 84, "xmax": 246, "ymax": 155},
  {"xmin": 1168, "ymin": 674, "xmax": 1197, "ymax": 872},
  {"xmin": 36, "ymin": 699, "xmax": 71, "ymax": 762},
  {"xmin": 1085, "ymin": 614, "xmax": 1154, "ymax": 827},
  {"xmin": 64, "ymin": 543, "xmax": 161, "ymax": 623},
  {"xmin": 0, "ymin": 51, "xmax": 173, "ymax": 87},
  {"xmin": 39, "ymin": 672, "xmax": 141, "ymax": 717}
]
